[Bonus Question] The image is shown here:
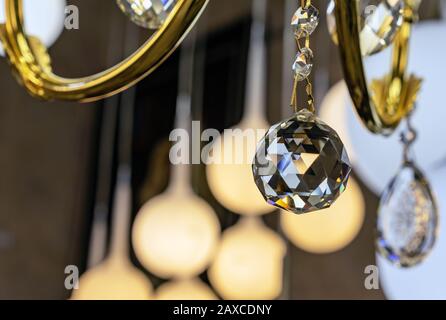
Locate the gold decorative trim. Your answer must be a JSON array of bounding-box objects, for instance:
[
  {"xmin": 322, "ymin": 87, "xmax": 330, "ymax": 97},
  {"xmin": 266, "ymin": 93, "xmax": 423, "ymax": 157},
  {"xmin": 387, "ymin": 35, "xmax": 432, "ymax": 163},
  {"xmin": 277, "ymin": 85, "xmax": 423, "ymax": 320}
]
[
  {"xmin": 0, "ymin": 0, "xmax": 208, "ymax": 102},
  {"xmin": 334, "ymin": 0, "xmax": 421, "ymax": 135}
]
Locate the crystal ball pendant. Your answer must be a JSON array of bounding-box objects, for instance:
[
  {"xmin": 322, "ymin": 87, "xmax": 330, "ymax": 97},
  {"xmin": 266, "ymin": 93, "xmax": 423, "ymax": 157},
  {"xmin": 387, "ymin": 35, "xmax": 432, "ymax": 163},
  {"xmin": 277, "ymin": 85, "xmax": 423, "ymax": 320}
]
[
  {"xmin": 252, "ymin": 109, "xmax": 352, "ymax": 214},
  {"xmin": 116, "ymin": 0, "xmax": 177, "ymax": 29},
  {"xmin": 376, "ymin": 163, "xmax": 438, "ymax": 268}
]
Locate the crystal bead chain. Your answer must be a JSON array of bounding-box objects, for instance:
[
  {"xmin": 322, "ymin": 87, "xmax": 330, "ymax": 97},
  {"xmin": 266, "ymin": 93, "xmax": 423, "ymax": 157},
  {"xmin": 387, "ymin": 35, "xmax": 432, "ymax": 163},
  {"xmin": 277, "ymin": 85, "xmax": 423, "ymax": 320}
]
[
  {"xmin": 290, "ymin": 0, "xmax": 318, "ymax": 114},
  {"xmin": 252, "ymin": 0, "xmax": 351, "ymax": 215}
]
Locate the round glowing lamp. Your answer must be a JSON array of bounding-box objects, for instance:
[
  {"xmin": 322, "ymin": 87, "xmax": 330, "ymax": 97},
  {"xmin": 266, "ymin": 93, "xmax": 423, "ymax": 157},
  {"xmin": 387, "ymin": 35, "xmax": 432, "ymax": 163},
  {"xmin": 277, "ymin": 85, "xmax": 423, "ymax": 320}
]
[
  {"xmin": 72, "ymin": 169, "xmax": 153, "ymax": 300},
  {"xmin": 0, "ymin": 0, "xmax": 66, "ymax": 56},
  {"xmin": 208, "ymin": 218, "xmax": 286, "ymax": 300},
  {"xmin": 71, "ymin": 260, "xmax": 153, "ymax": 300},
  {"xmin": 206, "ymin": 121, "xmax": 273, "ymax": 216},
  {"xmin": 318, "ymin": 81, "xmax": 356, "ymax": 163},
  {"xmin": 132, "ymin": 192, "xmax": 220, "ymax": 279},
  {"xmin": 156, "ymin": 278, "xmax": 218, "ymax": 300},
  {"xmin": 280, "ymin": 177, "xmax": 365, "ymax": 254},
  {"xmin": 206, "ymin": 0, "xmax": 274, "ymax": 217}
]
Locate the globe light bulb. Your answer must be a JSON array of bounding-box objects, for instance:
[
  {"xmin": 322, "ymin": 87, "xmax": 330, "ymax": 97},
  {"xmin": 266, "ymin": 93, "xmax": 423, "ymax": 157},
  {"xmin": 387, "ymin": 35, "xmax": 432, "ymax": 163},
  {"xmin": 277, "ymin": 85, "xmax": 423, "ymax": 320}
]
[
  {"xmin": 280, "ymin": 177, "xmax": 365, "ymax": 254},
  {"xmin": 206, "ymin": 120, "xmax": 274, "ymax": 216},
  {"xmin": 71, "ymin": 260, "xmax": 153, "ymax": 300},
  {"xmin": 208, "ymin": 218, "xmax": 286, "ymax": 300},
  {"xmin": 0, "ymin": 0, "xmax": 66, "ymax": 56},
  {"xmin": 132, "ymin": 192, "xmax": 220, "ymax": 279},
  {"xmin": 318, "ymin": 81, "xmax": 356, "ymax": 163},
  {"xmin": 156, "ymin": 278, "xmax": 218, "ymax": 300}
]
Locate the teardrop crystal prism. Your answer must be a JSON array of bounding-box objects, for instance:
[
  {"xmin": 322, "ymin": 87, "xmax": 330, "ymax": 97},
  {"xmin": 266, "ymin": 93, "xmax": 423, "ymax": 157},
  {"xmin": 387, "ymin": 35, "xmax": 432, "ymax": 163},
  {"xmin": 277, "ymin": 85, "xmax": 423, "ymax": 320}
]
[
  {"xmin": 377, "ymin": 163, "xmax": 438, "ymax": 268},
  {"xmin": 252, "ymin": 109, "xmax": 352, "ymax": 214},
  {"xmin": 326, "ymin": 0, "xmax": 404, "ymax": 56},
  {"xmin": 116, "ymin": 0, "xmax": 177, "ymax": 29}
]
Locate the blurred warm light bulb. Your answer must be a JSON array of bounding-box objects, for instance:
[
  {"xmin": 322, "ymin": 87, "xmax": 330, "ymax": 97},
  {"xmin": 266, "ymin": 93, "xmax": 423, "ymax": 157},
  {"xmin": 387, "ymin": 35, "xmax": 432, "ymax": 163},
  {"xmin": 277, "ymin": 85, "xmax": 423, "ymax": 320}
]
[
  {"xmin": 318, "ymin": 81, "xmax": 356, "ymax": 163},
  {"xmin": 280, "ymin": 177, "xmax": 365, "ymax": 254},
  {"xmin": 0, "ymin": 0, "xmax": 66, "ymax": 56},
  {"xmin": 209, "ymin": 218, "xmax": 286, "ymax": 300},
  {"xmin": 132, "ymin": 192, "xmax": 220, "ymax": 279},
  {"xmin": 206, "ymin": 119, "xmax": 274, "ymax": 216},
  {"xmin": 207, "ymin": 0, "xmax": 271, "ymax": 217},
  {"xmin": 156, "ymin": 278, "xmax": 218, "ymax": 300},
  {"xmin": 71, "ymin": 260, "xmax": 153, "ymax": 300},
  {"xmin": 72, "ymin": 166, "xmax": 153, "ymax": 300}
]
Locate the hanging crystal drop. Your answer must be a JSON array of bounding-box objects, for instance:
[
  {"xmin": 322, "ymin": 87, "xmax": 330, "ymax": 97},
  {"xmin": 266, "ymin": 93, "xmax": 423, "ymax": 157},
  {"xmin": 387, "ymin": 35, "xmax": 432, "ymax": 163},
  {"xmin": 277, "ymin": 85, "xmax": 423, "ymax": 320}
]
[
  {"xmin": 292, "ymin": 47, "xmax": 313, "ymax": 81},
  {"xmin": 360, "ymin": 0, "xmax": 405, "ymax": 56},
  {"xmin": 326, "ymin": 0, "xmax": 404, "ymax": 56},
  {"xmin": 291, "ymin": 5, "xmax": 320, "ymax": 39},
  {"xmin": 252, "ymin": 109, "xmax": 352, "ymax": 214},
  {"xmin": 377, "ymin": 163, "xmax": 438, "ymax": 268},
  {"xmin": 116, "ymin": 0, "xmax": 177, "ymax": 29}
]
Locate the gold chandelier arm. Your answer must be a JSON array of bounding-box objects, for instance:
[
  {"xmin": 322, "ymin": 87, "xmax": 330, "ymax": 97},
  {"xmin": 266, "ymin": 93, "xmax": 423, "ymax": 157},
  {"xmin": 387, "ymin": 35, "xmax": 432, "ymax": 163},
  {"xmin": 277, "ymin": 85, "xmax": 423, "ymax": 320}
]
[
  {"xmin": 334, "ymin": 0, "xmax": 421, "ymax": 135},
  {"xmin": 0, "ymin": 0, "xmax": 208, "ymax": 102}
]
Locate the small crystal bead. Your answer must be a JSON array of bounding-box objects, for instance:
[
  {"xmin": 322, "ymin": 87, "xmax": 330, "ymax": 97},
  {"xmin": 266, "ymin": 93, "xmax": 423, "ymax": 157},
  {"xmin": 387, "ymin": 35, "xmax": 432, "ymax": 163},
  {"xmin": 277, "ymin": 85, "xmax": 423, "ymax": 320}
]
[
  {"xmin": 291, "ymin": 5, "xmax": 320, "ymax": 39},
  {"xmin": 292, "ymin": 47, "xmax": 313, "ymax": 81}
]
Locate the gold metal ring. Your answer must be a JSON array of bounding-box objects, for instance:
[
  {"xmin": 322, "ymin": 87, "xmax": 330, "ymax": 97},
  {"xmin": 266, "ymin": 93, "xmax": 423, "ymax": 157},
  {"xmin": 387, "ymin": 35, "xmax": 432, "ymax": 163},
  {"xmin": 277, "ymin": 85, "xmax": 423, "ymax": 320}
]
[
  {"xmin": 334, "ymin": 0, "xmax": 421, "ymax": 135},
  {"xmin": 0, "ymin": 0, "xmax": 208, "ymax": 102}
]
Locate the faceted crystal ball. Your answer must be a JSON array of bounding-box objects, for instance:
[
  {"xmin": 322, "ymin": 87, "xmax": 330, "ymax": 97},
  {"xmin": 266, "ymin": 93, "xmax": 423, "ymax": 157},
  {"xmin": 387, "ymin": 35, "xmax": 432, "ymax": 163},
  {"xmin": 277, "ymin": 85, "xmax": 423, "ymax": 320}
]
[
  {"xmin": 292, "ymin": 47, "xmax": 313, "ymax": 81},
  {"xmin": 116, "ymin": 0, "xmax": 177, "ymax": 29},
  {"xmin": 377, "ymin": 163, "xmax": 438, "ymax": 268},
  {"xmin": 291, "ymin": 5, "xmax": 320, "ymax": 39},
  {"xmin": 252, "ymin": 109, "xmax": 352, "ymax": 214}
]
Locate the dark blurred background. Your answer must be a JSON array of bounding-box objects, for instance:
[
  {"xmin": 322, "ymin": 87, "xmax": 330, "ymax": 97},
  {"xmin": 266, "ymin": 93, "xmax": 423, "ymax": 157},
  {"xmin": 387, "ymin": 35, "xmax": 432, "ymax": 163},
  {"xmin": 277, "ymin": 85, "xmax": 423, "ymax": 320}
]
[{"xmin": 0, "ymin": 0, "xmax": 442, "ymax": 299}]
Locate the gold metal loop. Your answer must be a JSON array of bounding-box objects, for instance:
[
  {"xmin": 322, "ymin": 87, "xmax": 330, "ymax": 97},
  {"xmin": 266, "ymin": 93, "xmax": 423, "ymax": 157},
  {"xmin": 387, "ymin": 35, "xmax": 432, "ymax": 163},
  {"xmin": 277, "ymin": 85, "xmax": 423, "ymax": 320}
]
[
  {"xmin": 0, "ymin": 0, "xmax": 208, "ymax": 102},
  {"xmin": 334, "ymin": 0, "xmax": 421, "ymax": 135}
]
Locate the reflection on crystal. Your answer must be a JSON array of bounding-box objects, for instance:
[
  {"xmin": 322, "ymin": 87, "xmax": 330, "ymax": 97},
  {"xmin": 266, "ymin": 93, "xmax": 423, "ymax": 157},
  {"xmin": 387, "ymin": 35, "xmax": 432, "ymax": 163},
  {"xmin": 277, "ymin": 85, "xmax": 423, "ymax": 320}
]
[
  {"xmin": 292, "ymin": 47, "xmax": 313, "ymax": 81},
  {"xmin": 291, "ymin": 5, "xmax": 320, "ymax": 39},
  {"xmin": 360, "ymin": 0, "xmax": 405, "ymax": 56},
  {"xmin": 326, "ymin": 0, "xmax": 338, "ymax": 45},
  {"xmin": 326, "ymin": 0, "xmax": 404, "ymax": 56},
  {"xmin": 116, "ymin": 0, "xmax": 177, "ymax": 29},
  {"xmin": 377, "ymin": 163, "xmax": 438, "ymax": 268},
  {"xmin": 252, "ymin": 109, "xmax": 351, "ymax": 214}
]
